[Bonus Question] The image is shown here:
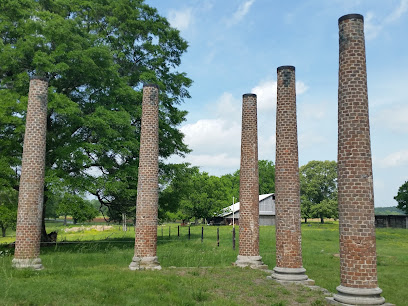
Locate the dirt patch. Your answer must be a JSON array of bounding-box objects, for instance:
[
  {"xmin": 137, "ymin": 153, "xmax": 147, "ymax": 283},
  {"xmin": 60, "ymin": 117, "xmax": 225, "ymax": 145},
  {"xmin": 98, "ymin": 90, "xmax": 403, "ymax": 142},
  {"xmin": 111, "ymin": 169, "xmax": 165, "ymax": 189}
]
[
  {"xmin": 252, "ymin": 278, "xmax": 265, "ymax": 285},
  {"xmin": 91, "ymin": 218, "xmax": 109, "ymax": 223},
  {"xmin": 64, "ymin": 225, "xmax": 113, "ymax": 233}
]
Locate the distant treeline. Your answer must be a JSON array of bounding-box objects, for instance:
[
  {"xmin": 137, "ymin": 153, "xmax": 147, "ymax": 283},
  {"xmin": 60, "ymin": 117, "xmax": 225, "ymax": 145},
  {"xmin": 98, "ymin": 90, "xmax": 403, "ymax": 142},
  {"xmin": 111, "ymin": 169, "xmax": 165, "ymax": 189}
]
[{"xmin": 375, "ymin": 206, "xmax": 405, "ymax": 215}]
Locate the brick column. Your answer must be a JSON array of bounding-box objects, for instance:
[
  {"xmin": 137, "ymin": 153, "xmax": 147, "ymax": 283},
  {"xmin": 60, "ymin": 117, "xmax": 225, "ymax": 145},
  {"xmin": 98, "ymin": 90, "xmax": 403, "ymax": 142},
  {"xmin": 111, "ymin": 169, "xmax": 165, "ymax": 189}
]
[
  {"xmin": 332, "ymin": 14, "xmax": 385, "ymax": 305},
  {"xmin": 270, "ymin": 66, "xmax": 310, "ymax": 283},
  {"xmin": 129, "ymin": 84, "xmax": 161, "ymax": 271},
  {"xmin": 12, "ymin": 76, "xmax": 48, "ymax": 270},
  {"xmin": 234, "ymin": 94, "xmax": 266, "ymax": 269}
]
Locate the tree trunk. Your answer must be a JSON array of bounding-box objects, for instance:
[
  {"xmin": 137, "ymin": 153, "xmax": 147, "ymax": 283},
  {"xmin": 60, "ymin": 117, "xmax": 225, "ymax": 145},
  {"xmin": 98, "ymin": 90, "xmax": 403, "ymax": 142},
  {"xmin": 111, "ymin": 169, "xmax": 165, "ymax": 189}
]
[
  {"xmin": 1, "ymin": 226, "xmax": 6, "ymax": 237},
  {"xmin": 320, "ymin": 216, "xmax": 324, "ymax": 224},
  {"xmin": 63, "ymin": 215, "xmax": 67, "ymax": 226},
  {"xmin": 304, "ymin": 217, "xmax": 307, "ymax": 223},
  {"xmin": 41, "ymin": 188, "xmax": 51, "ymax": 242}
]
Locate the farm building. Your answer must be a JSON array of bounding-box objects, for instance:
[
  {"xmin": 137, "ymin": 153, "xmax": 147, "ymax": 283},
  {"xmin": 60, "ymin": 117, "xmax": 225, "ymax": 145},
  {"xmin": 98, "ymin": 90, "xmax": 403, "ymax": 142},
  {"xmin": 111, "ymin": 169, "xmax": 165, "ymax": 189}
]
[
  {"xmin": 375, "ymin": 215, "xmax": 408, "ymax": 229},
  {"xmin": 213, "ymin": 194, "xmax": 275, "ymax": 226}
]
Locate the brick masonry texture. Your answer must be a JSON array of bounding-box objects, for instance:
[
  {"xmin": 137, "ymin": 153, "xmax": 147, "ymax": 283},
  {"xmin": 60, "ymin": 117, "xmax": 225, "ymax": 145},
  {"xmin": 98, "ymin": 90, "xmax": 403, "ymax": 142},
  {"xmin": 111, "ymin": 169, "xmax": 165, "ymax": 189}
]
[
  {"xmin": 337, "ymin": 14, "xmax": 378, "ymax": 289},
  {"xmin": 238, "ymin": 94, "xmax": 260, "ymax": 257},
  {"xmin": 275, "ymin": 66, "xmax": 303, "ymax": 269},
  {"xmin": 134, "ymin": 84, "xmax": 160, "ymax": 258},
  {"xmin": 14, "ymin": 77, "xmax": 48, "ymax": 260}
]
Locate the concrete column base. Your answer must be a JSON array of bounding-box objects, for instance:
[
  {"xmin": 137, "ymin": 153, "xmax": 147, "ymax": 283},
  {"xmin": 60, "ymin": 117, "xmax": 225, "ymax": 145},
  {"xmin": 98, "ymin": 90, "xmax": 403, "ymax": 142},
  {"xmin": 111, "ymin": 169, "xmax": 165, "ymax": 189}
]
[
  {"xmin": 270, "ymin": 266, "xmax": 311, "ymax": 283},
  {"xmin": 129, "ymin": 256, "xmax": 162, "ymax": 271},
  {"xmin": 233, "ymin": 255, "xmax": 268, "ymax": 269},
  {"xmin": 326, "ymin": 297, "xmax": 394, "ymax": 306},
  {"xmin": 12, "ymin": 258, "xmax": 43, "ymax": 270},
  {"xmin": 327, "ymin": 285, "xmax": 388, "ymax": 305}
]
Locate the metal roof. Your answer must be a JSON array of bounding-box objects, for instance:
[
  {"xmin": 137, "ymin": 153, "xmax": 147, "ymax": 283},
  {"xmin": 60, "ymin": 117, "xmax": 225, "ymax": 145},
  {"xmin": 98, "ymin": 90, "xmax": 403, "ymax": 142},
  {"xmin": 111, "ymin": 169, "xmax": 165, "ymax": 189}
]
[{"xmin": 219, "ymin": 193, "xmax": 274, "ymax": 217}]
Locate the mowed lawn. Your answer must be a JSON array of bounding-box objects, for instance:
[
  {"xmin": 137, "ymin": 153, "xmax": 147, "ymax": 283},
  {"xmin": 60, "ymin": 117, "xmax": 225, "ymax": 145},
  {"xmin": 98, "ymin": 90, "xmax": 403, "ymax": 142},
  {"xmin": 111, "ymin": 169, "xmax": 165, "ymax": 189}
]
[{"xmin": 1, "ymin": 222, "xmax": 407, "ymax": 305}]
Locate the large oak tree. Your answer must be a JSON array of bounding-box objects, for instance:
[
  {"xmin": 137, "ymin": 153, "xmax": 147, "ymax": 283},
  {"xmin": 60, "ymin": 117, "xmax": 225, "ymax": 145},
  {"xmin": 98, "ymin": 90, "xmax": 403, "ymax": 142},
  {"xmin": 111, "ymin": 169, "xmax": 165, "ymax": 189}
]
[
  {"xmin": 299, "ymin": 160, "xmax": 338, "ymax": 223},
  {"xmin": 0, "ymin": 0, "xmax": 192, "ymax": 238}
]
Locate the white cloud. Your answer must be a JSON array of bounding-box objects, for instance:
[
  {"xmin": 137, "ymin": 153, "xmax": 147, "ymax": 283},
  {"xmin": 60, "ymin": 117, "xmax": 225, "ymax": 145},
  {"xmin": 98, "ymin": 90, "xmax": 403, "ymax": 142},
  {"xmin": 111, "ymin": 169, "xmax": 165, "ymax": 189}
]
[
  {"xmin": 332, "ymin": 0, "xmax": 362, "ymax": 11},
  {"xmin": 168, "ymin": 8, "xmax": 193, "ymax": 31},
  {"xmin": 175, "ymin": 78, "xmax": 309, "ymax": 174},
  {"xmin": 298, "ymin": 101, "xmax": 326, "ymax": 120},
  {"xmin": 372, "ymin": 104, "xmax": 408, "ymax": 134},
  {"xmin": 176, "ymin": 115, "xmax": 241, "ymax": 174},
  {"xmin": 373, "ymin": 178, "xmax": 385, "ymax": 191},
  {"xmin": 181, "ymin": 118, "xmax": 241, "ymax": 155},
  {"xmin": 251, "ymin": 79, "xmax": 308, "ymax": 111},
  {"xmin": 296, "ymin": 81, "xmax": 309, "ymax": 95},
  {"xmin": 227, "ymin": 0, "xmax": 256, "ymax": 26},
  {"xmin": 365, "ymin": 11, "xmax": 382, "ymax": 40},
  {"xmin": 183, "ymin": 153, "xmax": 240, "ymax": 168},
  {"xmin": 199, "ymin": 1, "xmax": 215, "ymax": 11},
  {"xmin": 385, "ymin": 0, "xmax": 408, "ymax": 23},
  {"xmin": 365, "ymin": 0, "xmax": 408, "ymax": 40},
  {"xmin": 377, "ymin": 150, "xmax": 408, "ymax": 168},
  {"xmin": 251, "ymin": 80, "xmax": 277, "ymax": 111},
  {"xmin": 299, "ymin": 132, "xmax": 327, "ymax": 150},
  {"xmin": 85, "ymin": 166, "xmax": 103, "ymax": 178},
  {"xmin": 259, "ymin": 134, "xmax": 276, "ymax": 161},
  {"xmin": 204, "ymin": 49, "xmax": 217, "ymax": 65},
  {"xmin": 284, "ymin": 12, "xmax": 295, "ymax": 25},
  {"xmin": 171, "ymin": 91, "xmax": 244, "ymax": 174},
  {"xmin": 215, "ymin": 92, "xmax": 241, "ymax": 118}
]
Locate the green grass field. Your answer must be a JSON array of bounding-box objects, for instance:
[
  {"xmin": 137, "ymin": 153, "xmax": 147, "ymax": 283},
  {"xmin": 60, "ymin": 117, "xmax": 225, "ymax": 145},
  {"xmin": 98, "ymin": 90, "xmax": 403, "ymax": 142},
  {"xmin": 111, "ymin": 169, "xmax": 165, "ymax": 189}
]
[{"xmin": 1, "ymin": 222, "xmax": 407, "ymax": 305}]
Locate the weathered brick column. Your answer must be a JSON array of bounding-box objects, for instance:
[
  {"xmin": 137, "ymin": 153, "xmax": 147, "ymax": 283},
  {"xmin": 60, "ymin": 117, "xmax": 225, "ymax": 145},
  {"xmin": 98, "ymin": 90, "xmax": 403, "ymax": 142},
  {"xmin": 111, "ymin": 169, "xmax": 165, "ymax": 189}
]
[
  {"xmin": 270, "ymin": 66, "xmax": 310, "ymax": 282},
  {"xmin": 12, "ymin": 76, "xmax": 48, "ymax": 270},
  {"xmin": 332, "ymin": 14, "xmax": 386, "ymax": 305},
  {"xmin": 234, "ymin": 93, "xmax": 265, "ymax": 268},
  {"xmin": 129, "ymin": 84, "xmax": 161, "ymax": 271}
]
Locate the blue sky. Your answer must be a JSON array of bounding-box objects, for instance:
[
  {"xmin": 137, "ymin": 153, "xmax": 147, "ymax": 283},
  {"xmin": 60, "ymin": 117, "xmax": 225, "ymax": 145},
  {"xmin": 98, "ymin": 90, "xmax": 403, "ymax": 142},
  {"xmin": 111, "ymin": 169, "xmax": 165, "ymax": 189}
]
[{"xmin": 147, "ymin": 0, "xmax": 408, "ymax": 207}]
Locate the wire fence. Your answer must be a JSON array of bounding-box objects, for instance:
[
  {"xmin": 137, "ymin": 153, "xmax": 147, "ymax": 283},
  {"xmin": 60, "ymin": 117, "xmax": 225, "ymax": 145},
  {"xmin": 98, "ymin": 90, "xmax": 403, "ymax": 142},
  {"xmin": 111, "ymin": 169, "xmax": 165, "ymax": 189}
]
[{"xmin": 0, "ymin": 225, "xmax": 238, "ymax": 249}]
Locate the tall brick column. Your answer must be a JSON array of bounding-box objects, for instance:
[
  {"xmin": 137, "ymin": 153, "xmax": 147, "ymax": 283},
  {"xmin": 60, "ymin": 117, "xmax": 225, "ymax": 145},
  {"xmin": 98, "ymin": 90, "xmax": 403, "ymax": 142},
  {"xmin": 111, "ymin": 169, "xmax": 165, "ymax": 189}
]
[
  {"xmin": 332, "ymin": 14, "xmax": 386, "ymax": 305},
  {"xmin": 129, "ymin": 84, "xmax": 161, "ymax": 271},
  {"xmin": 270, "ymin": 66, "xmax": 310, "ymax": 283},
  {"xmin": 234, "ymin": 94, "xmax": 266, "ymax": 268},
  {"xmin": 12, "ymin": 76, "xmax": 48, "ymax": 270}
]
